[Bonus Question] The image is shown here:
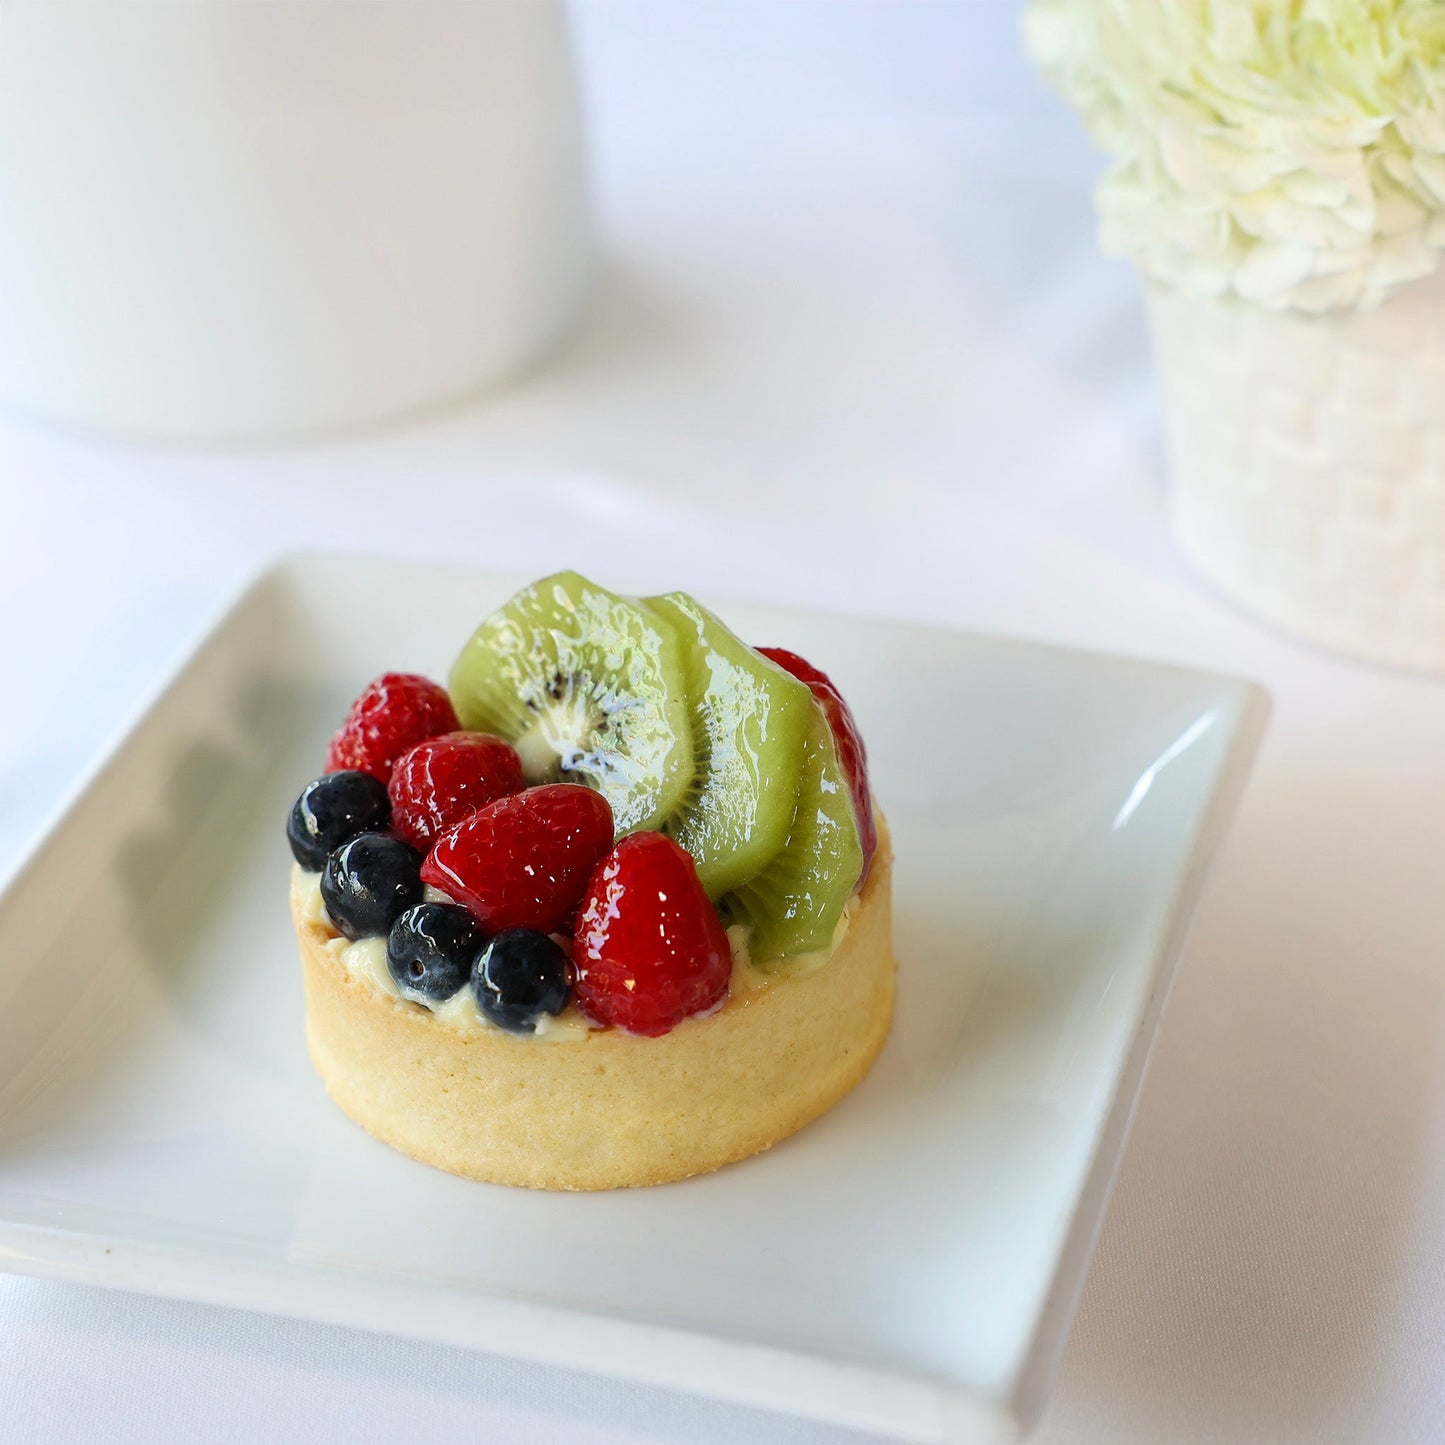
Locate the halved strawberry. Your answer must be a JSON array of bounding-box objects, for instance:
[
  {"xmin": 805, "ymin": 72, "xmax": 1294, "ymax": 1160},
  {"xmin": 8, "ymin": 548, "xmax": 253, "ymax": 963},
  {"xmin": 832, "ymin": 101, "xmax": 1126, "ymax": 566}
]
[
  {"xmin": 327, "ymin": 673, "xmax": 459, "ymax": 783},
  {"xmin": 388, "ymin": 732, "xmax": 525, "ymax": 850},
  {"xmin": 421, "ymin": 784, "xmax": 613, "ymax": 935},
  {"xmin": 573, "ymin": 832, "xmax": 731, "ymax": 1037}
]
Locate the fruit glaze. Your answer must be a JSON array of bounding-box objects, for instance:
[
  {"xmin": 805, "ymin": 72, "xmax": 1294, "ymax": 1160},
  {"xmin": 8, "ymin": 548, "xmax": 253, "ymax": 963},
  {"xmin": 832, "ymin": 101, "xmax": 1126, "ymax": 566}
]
[{"xmin": 287, "ymin": 572, "xmax": 880, "ymax": 1041}]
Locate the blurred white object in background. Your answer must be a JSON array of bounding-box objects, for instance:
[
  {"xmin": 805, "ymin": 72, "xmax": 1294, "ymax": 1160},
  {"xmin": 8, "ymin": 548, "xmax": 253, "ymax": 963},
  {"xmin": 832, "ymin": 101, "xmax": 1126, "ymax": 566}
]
[
  {"xmin": 1150, "ymin": 274, "xmax": 1445, "ymax": 674},
  {"xmin": 0, "ymin": 0, "xmax": 594, "ymax": 442},
  {"xmin": 1027, "ymin": 1, "xmax": 1445, "ymax": 673}
]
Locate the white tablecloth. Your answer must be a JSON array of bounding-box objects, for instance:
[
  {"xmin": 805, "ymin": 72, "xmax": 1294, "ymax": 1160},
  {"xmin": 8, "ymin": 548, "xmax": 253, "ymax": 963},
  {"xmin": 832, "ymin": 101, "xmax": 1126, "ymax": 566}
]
[{"xmin": 2, "ymin": 5, "xmax": 1443, "ymax": 1441}]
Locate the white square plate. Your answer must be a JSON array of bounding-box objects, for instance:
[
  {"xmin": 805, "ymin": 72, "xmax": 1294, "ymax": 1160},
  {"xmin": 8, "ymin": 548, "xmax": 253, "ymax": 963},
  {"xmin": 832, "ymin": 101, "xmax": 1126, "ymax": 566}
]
[{"xmin": 0, "ymin": 557, "xmax": 1266, "ymax": 1442}]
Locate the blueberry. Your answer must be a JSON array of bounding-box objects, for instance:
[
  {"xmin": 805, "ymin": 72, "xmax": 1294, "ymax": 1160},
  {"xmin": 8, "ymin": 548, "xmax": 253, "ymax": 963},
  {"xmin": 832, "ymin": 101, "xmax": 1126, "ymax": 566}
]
[
  {"xmin": 288, "ymin": 771, "xmax": 390, "ymax": 871},
  {"xmin": 321, "ymin": 833, "xmax": 422, "ymax": 941},
  {"xmin": 387, "ymin": 903, "xmax": 486, "ymax": 1006},
  {"xmin": 472, "ymin": 929, "xmax": 573, "ymax": 1033}
]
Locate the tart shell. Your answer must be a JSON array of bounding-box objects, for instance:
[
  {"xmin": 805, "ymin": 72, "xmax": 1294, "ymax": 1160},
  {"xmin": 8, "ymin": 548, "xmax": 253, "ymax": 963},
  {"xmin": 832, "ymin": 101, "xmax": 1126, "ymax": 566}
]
[{"xmin": 292, "ymin": 832, "xmax": 895, "ymax": 1191}]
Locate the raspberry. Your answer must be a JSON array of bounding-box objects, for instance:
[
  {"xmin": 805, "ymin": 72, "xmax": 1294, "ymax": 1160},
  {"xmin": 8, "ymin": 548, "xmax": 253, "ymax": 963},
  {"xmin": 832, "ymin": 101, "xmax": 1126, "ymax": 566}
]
[
  {"xmin": 758, "ymin": 647, "xmax": 878, "ymax": 884},
  {"xmin": 573, "ymin": 833, "xmax": 731, "ymax": 1037},
  {"xmin": 327, "ymin": 673, "xmax": 459, "ymax": 783},
  {"xmin": 421, "ymin": 784, "xmax": 614, "ymax": 935},
  {"xmin": 388, "ymin": 732, "xmax": 525, "ymax": 850}
]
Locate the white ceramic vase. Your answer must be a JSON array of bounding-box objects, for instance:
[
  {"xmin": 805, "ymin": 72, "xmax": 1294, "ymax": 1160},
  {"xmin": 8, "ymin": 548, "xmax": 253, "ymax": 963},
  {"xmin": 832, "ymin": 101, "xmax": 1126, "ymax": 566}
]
[
  {"xmin": 0, "ymin": 0, "xmax": 595, "ymax": 442},
  {"xmin": 1149, "ymin": 270, "xmax": 1445, "ymax": 673}
]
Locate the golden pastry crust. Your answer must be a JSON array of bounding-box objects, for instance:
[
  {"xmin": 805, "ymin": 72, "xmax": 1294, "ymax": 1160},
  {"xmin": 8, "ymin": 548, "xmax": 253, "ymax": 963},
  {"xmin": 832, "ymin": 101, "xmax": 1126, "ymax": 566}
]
[{"xmin": 293, "ymin": 832, "xmax": 896, "ymax": 1191}]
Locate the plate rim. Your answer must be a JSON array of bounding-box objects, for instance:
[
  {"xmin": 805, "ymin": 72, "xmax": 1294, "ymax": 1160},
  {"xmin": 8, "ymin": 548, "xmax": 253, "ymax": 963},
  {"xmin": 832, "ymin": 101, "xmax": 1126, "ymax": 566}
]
[
  {"xmin": 0, "ymin": 551, "xmax": 1271, "ymax": 1443},
  {"xmin": 1009, "ymin": 672, "xmax": 1269, "ymax": 1433}
]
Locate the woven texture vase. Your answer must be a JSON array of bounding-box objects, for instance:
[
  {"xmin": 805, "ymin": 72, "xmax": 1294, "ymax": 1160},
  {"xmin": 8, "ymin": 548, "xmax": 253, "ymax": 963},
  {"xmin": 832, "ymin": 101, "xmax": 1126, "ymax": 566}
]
[{"xmin": 1150, "ymin": 267, "xmax": 1445, "ymax": 673}]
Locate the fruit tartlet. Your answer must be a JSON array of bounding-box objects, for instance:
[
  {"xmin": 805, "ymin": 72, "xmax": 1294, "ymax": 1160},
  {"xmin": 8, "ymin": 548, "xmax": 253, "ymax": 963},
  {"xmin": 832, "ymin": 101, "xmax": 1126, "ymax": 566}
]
[{"xmin": 287, "ymin": 573, "xmax": 894, "ymax": 1190}]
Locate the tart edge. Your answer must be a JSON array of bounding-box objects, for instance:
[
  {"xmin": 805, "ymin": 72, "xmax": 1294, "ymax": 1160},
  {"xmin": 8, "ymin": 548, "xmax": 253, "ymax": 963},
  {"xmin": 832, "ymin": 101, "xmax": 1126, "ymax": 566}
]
[{"xmin": 293, "ymin": 823, "xmax": 896, "ymax": 1190}]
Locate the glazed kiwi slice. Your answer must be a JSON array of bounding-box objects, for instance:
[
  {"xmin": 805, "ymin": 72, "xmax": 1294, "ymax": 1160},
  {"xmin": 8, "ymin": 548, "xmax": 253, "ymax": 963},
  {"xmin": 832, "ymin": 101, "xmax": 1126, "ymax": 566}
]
[
  {"xmin": 448, "ymin": 572, "xmax": 693, "ymax": 835},
  {"xmin": 646, "ymin": 591, "xmax": 814, "ymax": 899},
  {"xmin": 721, "ymin": 701, "xmax": 865, "ymax": 965}
]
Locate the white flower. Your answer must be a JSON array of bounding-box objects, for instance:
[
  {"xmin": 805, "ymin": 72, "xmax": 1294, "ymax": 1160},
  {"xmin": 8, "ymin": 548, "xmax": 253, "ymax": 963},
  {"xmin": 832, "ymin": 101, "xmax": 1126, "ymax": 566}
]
[{"xmin": 1025, "ymin": 1, "xmax": 1445, "ymax": 310}]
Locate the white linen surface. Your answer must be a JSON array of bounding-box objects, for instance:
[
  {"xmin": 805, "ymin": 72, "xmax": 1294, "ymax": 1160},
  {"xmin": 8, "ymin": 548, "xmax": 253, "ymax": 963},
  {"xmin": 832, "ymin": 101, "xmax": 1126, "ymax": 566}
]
[{"xmin": 1, "ymin": 4, "xmax": 1443, "ymax": 1441}]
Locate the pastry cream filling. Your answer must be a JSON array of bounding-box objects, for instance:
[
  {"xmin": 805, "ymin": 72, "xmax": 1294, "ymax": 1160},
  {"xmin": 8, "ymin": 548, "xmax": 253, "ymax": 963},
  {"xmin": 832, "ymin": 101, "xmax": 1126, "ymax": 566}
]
[{"xmin": 295, "ymin": 869, "xmax": 856, "ymax": 1037}]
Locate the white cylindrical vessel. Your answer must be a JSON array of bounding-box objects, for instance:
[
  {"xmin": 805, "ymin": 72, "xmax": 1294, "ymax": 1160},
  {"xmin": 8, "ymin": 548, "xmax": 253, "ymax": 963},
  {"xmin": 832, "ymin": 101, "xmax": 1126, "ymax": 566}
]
[
  {"xmin": 0, "ymin": 0, "xmax": 595, "ymax": 441},
  {"xmin": 1150, "ymin": 271, "xmax": 1445, "ymax": 674}
]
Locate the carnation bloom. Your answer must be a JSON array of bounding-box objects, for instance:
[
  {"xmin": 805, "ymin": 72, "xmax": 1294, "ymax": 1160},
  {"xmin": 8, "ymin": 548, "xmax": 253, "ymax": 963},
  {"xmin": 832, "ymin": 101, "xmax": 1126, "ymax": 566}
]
[{"xmin": 1025, "ymin": 1, "xmax": 1445, "ymax": 310}]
